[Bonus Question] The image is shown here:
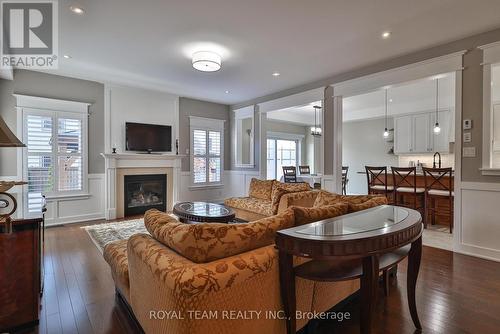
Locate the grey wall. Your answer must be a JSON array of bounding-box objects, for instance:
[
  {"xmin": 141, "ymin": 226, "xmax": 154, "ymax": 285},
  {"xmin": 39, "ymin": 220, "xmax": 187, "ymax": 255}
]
[
  {"xmin": 0, "ymin": 70, "xmax": 105, "ymax": 175},
  {"xmin": 233, "ymin": 28, "xmax": 500, "ymax": 183},
  {"xmin": 179, "ymin": 97, "xmax": 230, "ymax": 171},
  {"xmin": 342, "ymin": 118, "xmax": 398, "ymax": 194}
]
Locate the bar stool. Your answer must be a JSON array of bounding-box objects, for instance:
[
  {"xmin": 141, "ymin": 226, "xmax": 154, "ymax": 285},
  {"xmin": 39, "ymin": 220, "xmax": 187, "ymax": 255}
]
[
  {"xmin": 391, "ymin": 167, "xmax": 425, "ymax": 219},
  {"xmin": 422, "ymin": 167, "xmax": 454, "ymax": 233},
  {"xmin": 365, "ymin": 166, "xmax": 394, "ymax": 203}
]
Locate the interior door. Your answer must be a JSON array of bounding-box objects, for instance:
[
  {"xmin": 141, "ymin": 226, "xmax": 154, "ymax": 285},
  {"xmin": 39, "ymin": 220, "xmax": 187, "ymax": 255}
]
[{"xmin": 413, "ymin": 113, "xmax": 432, "ymax": 153}]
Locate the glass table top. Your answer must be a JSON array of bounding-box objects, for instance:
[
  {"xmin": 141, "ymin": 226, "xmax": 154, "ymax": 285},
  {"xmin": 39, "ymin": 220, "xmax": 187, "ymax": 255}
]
[
  {"xmin": 295, "ymin": 206, "xmax": 409, "ymax": 236},
  {"xmin": 176, "ymin": 202, "xmax": 232, "ymax": 217}
]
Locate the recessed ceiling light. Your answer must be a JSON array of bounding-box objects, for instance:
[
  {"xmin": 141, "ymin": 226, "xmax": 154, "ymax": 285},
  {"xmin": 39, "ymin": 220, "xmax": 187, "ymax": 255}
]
[
  {"xmin": 272, "ymin": 72, "xmax": 280, "ymax": 77},
  {"xmin": 63, "ymin": 54, "xmax": 72, "ymax": 59},
  {"xmin": 389, "ymin": 98, "xmax": 393, "ymax": 103},
  {"xmin": 225, "ymin": 90, "xmax": 230, "ymax": 94},
  {"xmin": 70, "ymin": 6, "xmax": 85, "ymax": 14},
  {"xmin": 192, "ymin": 51, "xmax": 221, "ymax": 72},
  {"xmin": 382, "ymin": 31, "xmax": 391, "ymax": 39}
]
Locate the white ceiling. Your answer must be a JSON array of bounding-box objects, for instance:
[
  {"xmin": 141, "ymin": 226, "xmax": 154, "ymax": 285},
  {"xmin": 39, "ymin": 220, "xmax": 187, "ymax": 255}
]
[
  {"xmin": 267, "ymin": 73, "xmax": 455, "ymax": 124},
  {"xmin": 53, "ymin": 0, "xmax": 500, "ymax": 104}
]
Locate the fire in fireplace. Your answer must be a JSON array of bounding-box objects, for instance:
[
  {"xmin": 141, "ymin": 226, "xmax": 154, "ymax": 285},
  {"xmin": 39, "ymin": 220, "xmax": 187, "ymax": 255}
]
[{"xmin": 124, "ymin": 174, "xmax": 167, "ymax": 216}]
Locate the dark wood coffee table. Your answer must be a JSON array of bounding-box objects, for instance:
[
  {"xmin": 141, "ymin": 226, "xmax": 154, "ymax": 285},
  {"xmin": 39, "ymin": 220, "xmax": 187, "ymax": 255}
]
[
  {"xmin": 173, "ymin": 201, "xmax": 235, "ymax": 223},
  {"xmin": 275, "ymin": 205, "xmax": 423, "ymax": 334}
]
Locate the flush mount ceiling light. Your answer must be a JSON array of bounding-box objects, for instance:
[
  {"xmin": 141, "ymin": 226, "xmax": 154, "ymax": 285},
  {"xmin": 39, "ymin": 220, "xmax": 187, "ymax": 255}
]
[
  {"xmin": 70, "ymin": 6, "xmax": 84, "ymax": 14},
  {"xmin": 192, "ymin": 51, "xmax": 221, "ymax": 72},
  {"xmin": 63, "ymin": 54, "xmax": 72, "ymax": 59},
  {"xmin": 272, "ymin": 72, "xmax": 281, "ymax": 77},
  {"xmin": 382, "ymin": 31, "xmax": 391, "ymax": 39}
]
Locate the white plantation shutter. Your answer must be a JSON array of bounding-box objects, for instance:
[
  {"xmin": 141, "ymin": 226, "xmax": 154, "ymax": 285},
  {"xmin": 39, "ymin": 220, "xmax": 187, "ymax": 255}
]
[
  {"xmin": 24, "ymin": 109, "xmax": 87, "ymax": 214},
  {"xmin": 190, "ymin": 117, "xmax": 224, "ymax": 186}
]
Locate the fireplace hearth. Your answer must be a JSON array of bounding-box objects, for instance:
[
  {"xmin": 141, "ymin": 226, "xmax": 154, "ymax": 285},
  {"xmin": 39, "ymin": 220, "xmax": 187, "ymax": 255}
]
[{"xmin": 124, "ymin": 174, "xmax": 167, "ymax": 216}]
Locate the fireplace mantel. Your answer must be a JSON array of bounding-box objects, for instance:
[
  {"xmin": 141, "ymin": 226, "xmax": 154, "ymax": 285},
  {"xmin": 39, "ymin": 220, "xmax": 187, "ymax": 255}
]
[{"xmin": 101, "ymin": 153, "xmax": 184, "ymax": 219}]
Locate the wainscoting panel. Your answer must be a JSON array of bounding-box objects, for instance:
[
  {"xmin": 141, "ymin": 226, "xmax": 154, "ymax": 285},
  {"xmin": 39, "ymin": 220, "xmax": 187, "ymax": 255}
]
[
  {"xmin": 456, "ymin": 182, "xmax": 500, "ymax": 262},
  {"xmin": 45, "ymin": 174, "xmax": 105, "ymax": 226},
  {"xmin": 322, "ymin": 175, "xmax": 335, "ymax": 193}
]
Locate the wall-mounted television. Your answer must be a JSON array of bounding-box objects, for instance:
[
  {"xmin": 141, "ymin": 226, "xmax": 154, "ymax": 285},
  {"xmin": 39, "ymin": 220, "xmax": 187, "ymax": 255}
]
[{"xmin": 125, "ymin": 122, "xmax": 172, "ymax": 153}]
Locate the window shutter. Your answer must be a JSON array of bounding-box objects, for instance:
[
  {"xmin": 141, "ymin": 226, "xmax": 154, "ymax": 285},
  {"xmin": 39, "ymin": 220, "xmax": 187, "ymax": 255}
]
[
  {"xmin": 193, "ymin": 130, "xmax": 207, "ymax": 183},
  {"xmin": 26, "ymin": 115, "xmax": 54, "ymax": 212},
  {"xmin": 57, "ymin": 117, "xmax": 83, "ymax": 191}
]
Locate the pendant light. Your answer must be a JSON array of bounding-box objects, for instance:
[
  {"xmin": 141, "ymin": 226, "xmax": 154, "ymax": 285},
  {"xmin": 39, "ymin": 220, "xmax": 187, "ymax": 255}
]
[
  {"xmin": 433, "ymin": 78, "xmax": 441, "ymax": 134},
  {"xmin": 311, "ymin": 105, "xmax": 322, "ymax": 137},
  {"xmin": 383, "ymin": 89, "xmax": 389, "ymax": 138}
]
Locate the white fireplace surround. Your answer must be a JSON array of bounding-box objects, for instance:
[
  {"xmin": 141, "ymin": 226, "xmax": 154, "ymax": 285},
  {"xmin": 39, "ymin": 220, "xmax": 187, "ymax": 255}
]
[{"xmin": 101, "ymin": 153, "xmax": 184, "ymax": 220}]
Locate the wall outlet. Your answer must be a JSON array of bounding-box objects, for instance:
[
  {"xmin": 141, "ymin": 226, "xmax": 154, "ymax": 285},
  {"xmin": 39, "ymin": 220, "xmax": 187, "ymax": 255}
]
[
  {"xmin": 463, "ymin": 146, "xmax": 476, "ymax": 157},
  {"xmin": 463, "ymin": 119, "xmax": 472, "ymax": 130},
  {"xmin": 463, "ymin": 132, "xmax": 472, "ymax": 143}
]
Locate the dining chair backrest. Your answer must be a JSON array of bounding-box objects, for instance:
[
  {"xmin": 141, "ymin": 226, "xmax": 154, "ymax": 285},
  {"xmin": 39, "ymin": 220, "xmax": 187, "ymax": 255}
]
[
  {"xmin": 365, "ymin": 166, "xmax": 388, "ymax": 193},
  {"xmin": 392, "ymin": 167, "xmax": 417, "ymax": 193},
  {"xmin": 282, "ymin": 166, "xmax": 297, "ymax": 183},
  {"xmin": 342, "ymin": 166, "xmax": 349, "ymax": 179},
  {"xmin": 422, "ymin": 167, "xmax": 453, "ymax": 195},
  {"xmin": 299, "ymin": 165, "xmax": 310, "ymax": 175}
]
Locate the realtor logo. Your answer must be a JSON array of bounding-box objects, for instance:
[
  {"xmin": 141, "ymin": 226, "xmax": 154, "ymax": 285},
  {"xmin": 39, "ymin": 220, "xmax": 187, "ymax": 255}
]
[{"xmin": 1, "ymin": 0, "xmax": 58, "ymax": 69}]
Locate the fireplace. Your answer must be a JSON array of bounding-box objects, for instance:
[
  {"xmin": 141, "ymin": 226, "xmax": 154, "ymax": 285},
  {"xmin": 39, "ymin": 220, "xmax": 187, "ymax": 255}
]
[{"xmin": 124, "ymin": 174, "xmax": 167, "ymax": 216}]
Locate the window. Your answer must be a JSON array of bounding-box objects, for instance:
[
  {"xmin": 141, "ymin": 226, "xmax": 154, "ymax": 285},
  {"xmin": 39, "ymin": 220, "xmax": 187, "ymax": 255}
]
[
  {"xmin": 23, "ymin": 108, "xmax": 87, "ymax": 213},
  {"xmin": 190, "ymin": 117, "xmax": 224, "ymax": 186},
  {"xmin": 266, "ymin": 137, "xmax": 299, "ymax": 180}
]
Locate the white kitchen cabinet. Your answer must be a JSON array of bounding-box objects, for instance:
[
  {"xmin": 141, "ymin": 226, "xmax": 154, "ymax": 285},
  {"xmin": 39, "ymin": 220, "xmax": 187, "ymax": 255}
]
[
  {"xmin": 413, "ymin": 113, "xmax": 433, "ymax": 153},
  {"xmin": 394, "ymin": 116, "xmax": 412, "ymax": 154},
  {"xmin": 394, "ymin": 110, "xmax": 451, "ymax": 154},
  {"xmin": 431, "ymin": 111, "xmax": 451, "ymax": 153}
]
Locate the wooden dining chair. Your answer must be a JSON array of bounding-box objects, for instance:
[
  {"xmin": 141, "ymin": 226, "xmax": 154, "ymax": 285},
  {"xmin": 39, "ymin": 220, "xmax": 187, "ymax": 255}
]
[
  {"xmin": 365, "ymin": 166, "xmax": 394, "ymax": 203},
  {"xmin": 298, "ymin": 166, "xmax": 311, "ymax": 175},
  {"xmin": 422, "ymin": 167, "xmax": 454, "ymax": 233},
  {"xmin": 341, "ymin": 166, "xmax": 349, "ymax": 195},
  {"xmin": 391, "ymin": 167, "xmax": 425, "ymax": 218},
  {"xmin": 282, "ymin": 166, "xmax": 297, "ymax": 183}
]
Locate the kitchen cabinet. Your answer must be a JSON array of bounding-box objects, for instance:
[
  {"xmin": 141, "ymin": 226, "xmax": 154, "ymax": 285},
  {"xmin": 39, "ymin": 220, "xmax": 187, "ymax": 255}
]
[{"xmin": 394, "ymin": 110, "xmax": 451, "ymax": 154}]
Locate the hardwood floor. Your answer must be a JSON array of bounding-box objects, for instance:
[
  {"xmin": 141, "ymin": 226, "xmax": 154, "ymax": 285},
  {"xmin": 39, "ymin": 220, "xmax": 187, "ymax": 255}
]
[{"xmin": 25, "ymin": 220, "xmax": 500, "ymax": 334}]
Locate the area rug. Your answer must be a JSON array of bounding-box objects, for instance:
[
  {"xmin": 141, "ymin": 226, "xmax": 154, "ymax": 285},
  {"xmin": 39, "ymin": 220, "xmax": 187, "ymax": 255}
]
[{"xmin": 82, "ymin": 218, "xmax": 150, "ymax": 253}]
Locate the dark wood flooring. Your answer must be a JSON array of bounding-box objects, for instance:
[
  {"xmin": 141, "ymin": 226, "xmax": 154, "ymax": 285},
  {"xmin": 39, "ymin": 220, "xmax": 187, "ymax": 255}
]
[{"xmin": 24, "ymin": 220, "xmax": 500, "ymax": 334}]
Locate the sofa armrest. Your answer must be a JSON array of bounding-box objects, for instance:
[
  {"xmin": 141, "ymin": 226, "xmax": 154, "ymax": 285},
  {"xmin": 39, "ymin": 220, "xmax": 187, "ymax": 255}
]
[
  {"xmin": 126, "ymin": 233, "xmax": 287, "ymax": 334},
  {"xmin": 277, "ymin": 190, "xmax": 318, "ymax": 213}
]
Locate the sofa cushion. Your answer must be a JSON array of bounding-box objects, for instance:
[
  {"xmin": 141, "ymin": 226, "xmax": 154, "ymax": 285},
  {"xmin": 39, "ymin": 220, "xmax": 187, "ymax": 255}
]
[
  {"xmin": 347, "ymin": 197, "xmax": 388, "ymax": 213},
  {"xmin": 224, "ymin": 197, "xmax": 274, "ymax": 216},
  {"xmin": 144, "ymin": 209, "xmax": 295, "ymax": 263},
  {"xmin": 270, "ymin": 182, "xmax": 311, "ymax": 214},
  {"xmin": 248, "ymin": 178, "xmax": 275, "ymax": 200},
  {"xmin": 290, "ymin": 203, "xmax": 349, "ymax": 226},
  {"xmin": 313, "ymin": 191, "xmax": 386, "ymax": 207},
  {"xmin": 103, "ymin": 239, "xmax": 130, "ymax": 300}
]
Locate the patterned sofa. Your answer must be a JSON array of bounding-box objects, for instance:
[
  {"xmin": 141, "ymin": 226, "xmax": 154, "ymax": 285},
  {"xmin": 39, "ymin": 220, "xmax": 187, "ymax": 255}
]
[
  {"xmin": 103, "ymin": 191, "xmax": 387, "ymax": 334},
  {"xmin": 224, "ymin": 178, "xmax": 312, "ymax": 221}
]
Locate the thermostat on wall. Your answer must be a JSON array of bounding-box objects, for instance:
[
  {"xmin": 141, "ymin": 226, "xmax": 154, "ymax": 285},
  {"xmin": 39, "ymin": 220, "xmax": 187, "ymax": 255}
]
[{"xmin": 463, "ymin": 119, "xmax": 472, "ymax": 130}]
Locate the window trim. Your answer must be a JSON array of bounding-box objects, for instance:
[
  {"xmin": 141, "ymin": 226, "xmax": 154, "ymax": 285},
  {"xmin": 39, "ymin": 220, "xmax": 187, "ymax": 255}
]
[
  {"xmin": 479, "ymin": 42, "xmax": 500, "ymax": 175},
  {"xmin": 15, "ymin": 94, "xmax": 90, "ymax": 216},
  {"xmin": 189, "ymin": 116, "xmax": 225, "ymax": 187}
]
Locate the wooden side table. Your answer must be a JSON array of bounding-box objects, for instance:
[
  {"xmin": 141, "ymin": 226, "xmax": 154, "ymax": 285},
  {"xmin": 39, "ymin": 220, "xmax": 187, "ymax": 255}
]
[{"xmin": 275, "ymin": 205, "xmax": 423, "ymax": 334}]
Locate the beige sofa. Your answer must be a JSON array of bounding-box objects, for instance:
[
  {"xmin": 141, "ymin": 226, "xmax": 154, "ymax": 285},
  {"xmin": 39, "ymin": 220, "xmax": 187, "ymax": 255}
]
[
  {"xmin": 224, "ymin": 178, "xmax": 312, "ymax": 221},
  {"xmin": 103, "ymin": 191, "xmax": 388, "ymax": 334}
]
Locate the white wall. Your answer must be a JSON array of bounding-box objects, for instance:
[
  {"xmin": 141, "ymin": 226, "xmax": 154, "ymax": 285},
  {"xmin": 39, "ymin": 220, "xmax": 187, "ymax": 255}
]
[
  {"xmin": 342, "ymin": 118, "xmax": 398, "ymax": 194},
  {"xmin": 106, "ymin": 84, "xmax": 179, "ymax": 154}
]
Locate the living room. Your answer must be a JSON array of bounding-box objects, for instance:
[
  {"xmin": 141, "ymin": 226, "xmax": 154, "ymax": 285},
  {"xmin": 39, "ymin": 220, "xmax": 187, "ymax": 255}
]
[{"xmin": 1, "ymin": 1, "xmax": 500, "ymax": 334}]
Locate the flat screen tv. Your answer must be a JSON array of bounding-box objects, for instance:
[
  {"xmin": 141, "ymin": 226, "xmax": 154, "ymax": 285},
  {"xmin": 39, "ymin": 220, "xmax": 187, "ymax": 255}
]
[{"xmin": 126, "ymin": 122, "xmax": 172, "ymax": 153}]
